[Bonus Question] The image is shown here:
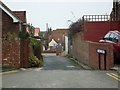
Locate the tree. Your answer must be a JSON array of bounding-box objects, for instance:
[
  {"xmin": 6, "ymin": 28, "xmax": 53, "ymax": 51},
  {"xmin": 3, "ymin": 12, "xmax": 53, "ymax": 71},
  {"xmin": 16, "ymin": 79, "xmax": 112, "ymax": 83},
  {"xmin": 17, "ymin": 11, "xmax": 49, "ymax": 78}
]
[
  {"xmin": 38, "ymin": 32, "xmax": 44, "ymax": 40},
  {"xmin": 69, "ymin": 18, "xmax": 83, "ymax": 35},
  {"xmin": 27, "ymin": 23, "xmax": 35, "ymax": 36}
]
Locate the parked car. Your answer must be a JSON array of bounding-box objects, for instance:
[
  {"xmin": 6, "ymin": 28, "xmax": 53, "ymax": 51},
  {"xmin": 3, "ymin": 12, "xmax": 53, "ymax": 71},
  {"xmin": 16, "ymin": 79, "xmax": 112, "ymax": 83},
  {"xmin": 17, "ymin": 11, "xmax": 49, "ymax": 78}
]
[{"xmin": 99, "ymin": 30, "xmax": 120, "ymax": 64}]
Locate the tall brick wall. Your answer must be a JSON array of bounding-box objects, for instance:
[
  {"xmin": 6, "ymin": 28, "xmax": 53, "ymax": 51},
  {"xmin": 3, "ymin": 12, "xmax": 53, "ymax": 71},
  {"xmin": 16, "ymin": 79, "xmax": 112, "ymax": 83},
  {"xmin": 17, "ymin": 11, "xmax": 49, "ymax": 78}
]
[
  {"xmin": 71, "ymin": 32, "xmax": 89, "ymax": 64},
  {"xmin": 20, "ymin": 39, "xmax": 30, "ymax": 68},
  {"xmin": 83, "ymin": 21, "xmax": 120, "ymax": 42},
  {"xmin": 110, "ymin": 21, "xmax": 120, "ymax": 31},
  {"xmin": 71, "ymin": 32, "xmax": 114, "ymax": 70},
  {"xmin": 2, "ymin": 40, "xmax": 20, "ymax": 68}
]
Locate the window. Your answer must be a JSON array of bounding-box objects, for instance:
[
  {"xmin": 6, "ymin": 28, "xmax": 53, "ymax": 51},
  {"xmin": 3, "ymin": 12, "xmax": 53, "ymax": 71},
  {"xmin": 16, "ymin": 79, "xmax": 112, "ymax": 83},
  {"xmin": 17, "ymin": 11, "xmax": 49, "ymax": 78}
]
[
  {"xmin": 114, "ymin": 35, "xmax": 119, "ymax": 40},
  {"xmin": 109, "ymin": 33, "xmax": 115, "ymax": 41},
  {"xmin": 104, "ymin": 32, "xmax": 111, "ymax": 40},
  {"xmin": 113, "ymin": 34, "xmax": 119, "ymax": 43},
  {"xmin": 107, "ymin": 32, "xmax": 118, "ymax": 43}
]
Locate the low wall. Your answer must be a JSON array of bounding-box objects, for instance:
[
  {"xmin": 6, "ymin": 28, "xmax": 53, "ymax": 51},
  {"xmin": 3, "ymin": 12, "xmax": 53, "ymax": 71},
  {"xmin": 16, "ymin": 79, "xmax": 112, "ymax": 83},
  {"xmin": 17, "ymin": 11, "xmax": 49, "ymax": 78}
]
[
  {"xmin": 71, "ymin": 32, "xmax": 114, "ymax": 70},
  {"xmin": 2, "ymin": 40, "xmax": 20, "ymax": 68},
  {"xmin": 42, "ymin": 50, "xmax": 56, "ymax": 53},
  {"xmin": 89, "ymin": 41, "xmax": 114, "ymax": 70}
]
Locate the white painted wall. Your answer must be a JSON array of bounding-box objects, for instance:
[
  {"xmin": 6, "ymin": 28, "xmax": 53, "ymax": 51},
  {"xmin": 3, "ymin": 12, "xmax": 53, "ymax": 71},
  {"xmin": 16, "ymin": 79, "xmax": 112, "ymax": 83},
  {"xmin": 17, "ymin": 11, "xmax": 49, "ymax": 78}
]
[
  {"xmin": 49, "ymin": 39, "xmax": 58, "ymax": 47},
  {"xmin": 65, "ymin": 36, "xmax": 68, "ymax": 54},
  {"xmin": 43, "ymin": 46, "xmax": 45, "ymax": 51}
]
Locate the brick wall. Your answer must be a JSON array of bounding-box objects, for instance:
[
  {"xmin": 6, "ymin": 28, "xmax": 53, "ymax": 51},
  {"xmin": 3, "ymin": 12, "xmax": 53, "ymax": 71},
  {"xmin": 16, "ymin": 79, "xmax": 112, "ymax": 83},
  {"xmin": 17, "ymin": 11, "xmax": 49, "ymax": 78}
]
[
  {"xmin": 2, "ymin": 40, "xmax": 20, "ymax": 68},
  {"xmin": 2, "ymin": 39, "xmax": 30, "ymax": 68},
  {"xmin": 83, "ymin": 21, "xmax": 120, "ymax": 42},
  {"xmin": 71, "ymin": 32, "xmax": 89, "ymax": 64},
  {"xmin": 71, "ymin": 32, "xmax": 114, "ymax": 70},
  {"xmin": 110, "ymin": 21, "xmax": 120, "ymax": 31},
  {"xmin": 0, "ymin": 9, "xmax": 2, "ymax": 68},
  {"xmin": 20, "ymin": 39, "xmax": 30, "ymax": 68},
  {"xmin": 89, "ymin": 42, "xmax": 114, "ymax": 70}
]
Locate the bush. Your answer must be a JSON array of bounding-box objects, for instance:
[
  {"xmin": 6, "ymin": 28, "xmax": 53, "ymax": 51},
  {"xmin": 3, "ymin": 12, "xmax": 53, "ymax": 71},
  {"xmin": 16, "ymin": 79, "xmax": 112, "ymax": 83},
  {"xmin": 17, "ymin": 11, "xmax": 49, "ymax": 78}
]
[
  {"xmin": 29, "ymin": 37, "xmax": 42, "ymax": 59},
  {"xmin": 18, "ymin": 32, "xmax": 30, "ymax": 40},
  {"xmin": 28, "ymin": 44, "xmax": 43, "ymax": 67},
  {"xmin": 29, "ymin": 55, "xmax": 43, "ymax": 67},
  {"xmin": 29, "ymin": 37, "xmax": 40, "ymax": 49}
]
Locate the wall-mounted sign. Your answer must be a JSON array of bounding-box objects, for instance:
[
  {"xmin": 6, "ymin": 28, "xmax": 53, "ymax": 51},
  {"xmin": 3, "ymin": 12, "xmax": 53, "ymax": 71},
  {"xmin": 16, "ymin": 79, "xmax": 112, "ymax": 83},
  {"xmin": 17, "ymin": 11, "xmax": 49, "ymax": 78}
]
[
  {"xmin": 97, "ymin": 49, "xmax": 106, "ymax": 54},
  {"xmin": 56, "ymin": 45, "xmax": 59, "ymax": 48}
]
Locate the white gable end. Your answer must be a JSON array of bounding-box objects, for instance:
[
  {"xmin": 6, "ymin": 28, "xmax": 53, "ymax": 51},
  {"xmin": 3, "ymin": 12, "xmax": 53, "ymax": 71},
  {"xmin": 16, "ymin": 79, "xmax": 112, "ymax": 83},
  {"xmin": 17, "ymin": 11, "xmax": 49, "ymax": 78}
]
[
  {"xmin": 49, "ymin": 39, "xmax": 58, "ymax": 46},
  {"xmin": 0, "ymin": 4, "xmax": 20, "ymax": 22}
]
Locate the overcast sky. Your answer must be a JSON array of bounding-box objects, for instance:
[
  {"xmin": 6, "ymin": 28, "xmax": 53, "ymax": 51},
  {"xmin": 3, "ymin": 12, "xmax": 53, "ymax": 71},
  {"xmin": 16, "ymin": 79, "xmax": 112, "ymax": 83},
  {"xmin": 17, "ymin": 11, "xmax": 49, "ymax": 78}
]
[{"xmin": 2, "ymin": 0, "xmax": 113, "ymax": 31}]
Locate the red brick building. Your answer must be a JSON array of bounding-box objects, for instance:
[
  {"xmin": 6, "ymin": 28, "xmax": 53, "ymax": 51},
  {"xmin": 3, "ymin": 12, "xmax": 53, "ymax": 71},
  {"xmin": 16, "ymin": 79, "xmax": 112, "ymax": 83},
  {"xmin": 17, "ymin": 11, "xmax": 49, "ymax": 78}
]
[
  {"xmin": 1, "ymin": 1, "xmax": 27, "ymax": 37},
  {"xmin": 49, "ymin": 29, "xmax": 69, "ymax": 44},
  {"xmin": 1, "ymin": 1, "xmax": 29, "ymax": 68}
]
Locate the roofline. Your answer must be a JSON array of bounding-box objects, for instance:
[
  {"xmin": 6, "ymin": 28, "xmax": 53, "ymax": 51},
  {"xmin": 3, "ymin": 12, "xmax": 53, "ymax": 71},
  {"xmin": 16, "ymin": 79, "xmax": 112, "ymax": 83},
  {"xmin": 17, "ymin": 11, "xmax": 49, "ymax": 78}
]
[
  {"xmin": 0, "ymin": 1, "xmax": 22, "ymax": 23},
  {"xmin": 13, "ymin": 11, "xmax": 27, "ymax": 23}
]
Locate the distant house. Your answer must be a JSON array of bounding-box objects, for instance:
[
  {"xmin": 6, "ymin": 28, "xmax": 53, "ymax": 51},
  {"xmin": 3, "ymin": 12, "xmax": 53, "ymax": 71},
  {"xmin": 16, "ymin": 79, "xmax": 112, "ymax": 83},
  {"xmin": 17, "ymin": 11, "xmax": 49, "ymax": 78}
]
[
  {"xmin": 49, "ymin": 39, "xmax": 58, "ymax": 46},
  {"xmin": 34, "ymin": 28, "xmax": 40, "ymax": 36},
  {"xmin": 49, "ymin": 29, "xmax": 69, "ymax": 44},
  {"xmin": 48, "ymin": 29, "xmax": 69, "ymax": 51},
  {"xmin": 48, "ymin": 39, "xmax": 58, "ymax": 51}
]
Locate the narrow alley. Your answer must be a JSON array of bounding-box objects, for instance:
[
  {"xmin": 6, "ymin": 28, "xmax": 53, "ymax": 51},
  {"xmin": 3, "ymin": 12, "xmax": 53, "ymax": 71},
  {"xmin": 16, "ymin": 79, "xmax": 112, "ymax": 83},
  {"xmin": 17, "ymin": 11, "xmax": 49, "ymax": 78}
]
[
  {"xmin": 41, "ymin": 53, "xmax": 81, "ymax": 70},
  {"xmin": 1, "ymin": 0, "xmax": 120, "ymax": 89}
]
